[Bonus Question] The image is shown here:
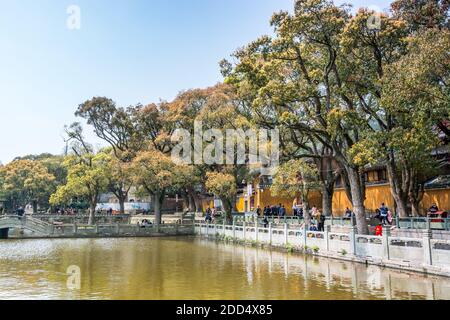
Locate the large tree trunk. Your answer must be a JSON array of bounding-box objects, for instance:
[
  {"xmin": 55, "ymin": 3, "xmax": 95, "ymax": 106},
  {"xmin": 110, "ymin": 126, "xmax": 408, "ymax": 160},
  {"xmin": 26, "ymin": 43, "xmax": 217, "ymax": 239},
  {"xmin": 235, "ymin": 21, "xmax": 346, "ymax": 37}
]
[
  {"xmin": 32, "ymin": 200, "xmax": 38, "ymax": 214},
  {"xmin": 317, "ymin": 155, "xmax": 335, "ymax": 217},
  {"xmin": 188, "ymin": 196, "xmax": 196, "ymax": 212},
  {"xmin": 347, "ymin": 166, "xmax": 369, "ymax": 235},
  {"xmin": 113, "ymin": 189, "xmax": 128, "ymax": 215},
  {"xmin": 339, "ymin": 165, "xmax": 353, "ymax": 204},
  {"xmin": 181, "ymin": 192, "xmax": 191, "ymax": 211},
  {"xmin": 88, "ymin": 203, "xmax": 96, "ymax": 225},
  {"xmin": 411, "ymin": 201, "xmax": 421, "ymax": 217},
  {"xmin": 409, "ymin": 169, "xmax": 425, "ymax": 217},
  {"xmin": 119, "ymin": 200, "xmax": 125, "ymax": 215},
  {"xmin": 302, "ymin": 191, "xmax": 311, "ymax": 226},
  {"xmin": 322, "ymin": 187, "xmax": 333, "ymax": 217},
  {"xmin": 119, "ymin": 190, "xmax": 127, "ymax": 215},
  {"xmin": 187, "ymin": 187, "xmax": 202, "ymax": 212},
  {"xmin": 221, "ymin": 197, "xmax": 233, "ymax": 224},
  {"xmin": 386, "ymin": 156, "xmax": 409, "ymax": 218},
  {"xmin": 153, "ymin": 192, "xmax": 164, "ymax": 225}
]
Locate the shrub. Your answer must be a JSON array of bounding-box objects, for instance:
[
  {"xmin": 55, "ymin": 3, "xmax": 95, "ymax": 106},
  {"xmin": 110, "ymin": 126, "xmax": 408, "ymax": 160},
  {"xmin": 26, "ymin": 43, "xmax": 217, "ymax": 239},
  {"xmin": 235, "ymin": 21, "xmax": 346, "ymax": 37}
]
[{"xmin": 285, "ymin": 243, "xmax": 295, "ymax": 253}]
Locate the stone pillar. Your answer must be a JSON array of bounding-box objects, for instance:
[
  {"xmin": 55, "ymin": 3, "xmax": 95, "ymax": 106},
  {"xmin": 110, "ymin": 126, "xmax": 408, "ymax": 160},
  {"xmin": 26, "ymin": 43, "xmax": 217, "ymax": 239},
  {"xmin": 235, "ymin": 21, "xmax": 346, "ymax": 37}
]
[
  {"xmin": 303, "ymin": 225, "xmax": 308, "ymax": 248},
  {"xmin": 382, "ymin": 226, "xmax": 391, "ymax": 261},
  {"xmin": 255, "ymin": 221, "xmax": 259, "ymax": 242},
  {"xmin": 284, "ymin": 223, "xmax": 288, "ymax": 245},
  {"xmin": 116, "ymin": 223, "xmax": 120, "ymax": 235},
  {"xmin": 206, "ymin": 222, "xmax": 209, "ymax": 237},
  {"xmin": 349, "ymin": 226, "xmax": 356, "ymax": 256},
  {"xmin": 232, "ymin": 220, "xmax": 236, "ymax": 239},
  {"xmin": 269, "ymin": 223, "xmax": 272, "ymax": 245},
  {"xmin": 95, "ymin": 224, "xmax": 99, "ymax": 234},
  {"xmin": 422, "ymin": 229, "xmax": 433, "ymax": 266},
  {"xmin": 325, "ymin": 225, "xmax": 331, "ymax": 252},
  {"xmin": 73, "ymin": 223, "xmax": 77, "ymax": 236},
  {"xmin": 243, "ymin": 221, "xmax": 246, "ymax": 241}
]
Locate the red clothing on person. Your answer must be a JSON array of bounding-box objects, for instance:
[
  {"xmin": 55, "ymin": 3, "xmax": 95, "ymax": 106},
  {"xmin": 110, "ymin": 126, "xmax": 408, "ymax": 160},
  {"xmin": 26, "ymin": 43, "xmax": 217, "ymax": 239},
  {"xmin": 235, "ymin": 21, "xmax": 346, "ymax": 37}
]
[{"xmin": 375, "ymin": 225, "xmax": 383, "ymax": 236}]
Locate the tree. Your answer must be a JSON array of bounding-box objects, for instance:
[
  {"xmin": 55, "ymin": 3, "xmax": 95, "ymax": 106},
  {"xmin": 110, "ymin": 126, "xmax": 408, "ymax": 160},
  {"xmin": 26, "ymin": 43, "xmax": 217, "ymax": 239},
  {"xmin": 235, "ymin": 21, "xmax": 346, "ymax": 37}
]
[
  {"xmin": 341, "ymin": 10, "xmax": 449, "ymax": 217},
  {"xmin": 166, "ymin": 88, "xmax": 213, "ymax": 212},
  {"xmin": 223, "ymin": 0, "xmax": 371, "ymax": 233},
  {"xmin": 50, "ymin": 153, "xmax": 109, "ymax": 224},
  {"xmin": 0, "ymin": 160, "xmax": 55, "ymax": 213},
  {"xmin": 103, "ymin": 150, "xmax": 134, "ymax": 214},
  {"xmin": 75, "ymin": 97, "xmax": 144, "ymax": 160},
  {"xmin": 205, "ymin": 172, "xmax": 237, "ymax": 222},
  {"xmin": 271, "ymin": 159, "xmax": 320, "ymax": 225},
  {"xmin": 380, "ymin": 29, "xmax": 450, "ymax": 215},
  {"xmin": 168, "ymin": 84, "xmax": 256, "ymax": 215},
  {"xmin": 131, "ymin": 148, "xmax": 196, "ymax": 224},
  {"xmin": 391, "ymin": 0, "xmax": 449, "ymax": 31},
  {"xmin": 50, "ymin": 123, "xmax": 109, "ymax": 224}
]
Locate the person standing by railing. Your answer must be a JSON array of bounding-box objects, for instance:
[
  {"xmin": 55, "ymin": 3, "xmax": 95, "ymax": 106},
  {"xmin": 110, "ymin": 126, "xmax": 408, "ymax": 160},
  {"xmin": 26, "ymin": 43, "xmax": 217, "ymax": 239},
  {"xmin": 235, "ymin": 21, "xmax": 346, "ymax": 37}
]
[
  {"xmin": 387, "ymin": 210, "xmax": 393, "ymax": 225},
  {"xmin": 205, "ymin": 208, "xmax": 212, "ymax": 223},
  {"xmin": 279, "ymin": 205, "xmax": 286, "ymax": 217},
  {"xmin": 263, "ymin": 206, "xmax": 270, "ymax": 217},
  {"xmin": 263, "ymin": 216, "xmax": 269, "ymax": 228},
  {"xmin": 429, "ymin": 203, "xmax": 439, "ymax": 214},
  {"xmin": 310, "ymin": 206, "xmax": 318, "ymax": 222},
  {"xmin": 375, "ymin": 223, "xmax": 383, "ymax": 236},
  {"xmin": 317, "ymin": 210, "xmax": 325, "ymax": 232},
  {"xmin": 379, "ymin": 203, "xmax": 389, "ymax": 225},
  {"xmin": 16, "ymin": 206, "xmax": 25, "ymax": 220},
  {"xmin": 256, "ymin": 205, "xmax": 262, "ymax": 217},
  {"xmin": 345, "ymin": 207, "xmax": 352, "ymax": 218}
]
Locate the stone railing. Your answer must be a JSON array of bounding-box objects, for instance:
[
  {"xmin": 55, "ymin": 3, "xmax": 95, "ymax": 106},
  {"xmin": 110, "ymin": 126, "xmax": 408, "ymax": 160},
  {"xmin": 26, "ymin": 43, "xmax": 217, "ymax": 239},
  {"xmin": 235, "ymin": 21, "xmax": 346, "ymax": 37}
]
[
  {"xmin": 45, "ymin": 223, "xmax": 195, "ymax": 238},
  {"xmin": 5, "ymin": 220, "xmax": 195, "ymax": 239},
  {"xmin": 197, "ymin": 214, "xmax": 450, "ymax": 231},
  {"xmin": 27, "ymin": 214, "xmax": 131, "ymax": 225},
  {"xmin": 195, "ymin": 222, "xmax": 450, "ymax": 277}
]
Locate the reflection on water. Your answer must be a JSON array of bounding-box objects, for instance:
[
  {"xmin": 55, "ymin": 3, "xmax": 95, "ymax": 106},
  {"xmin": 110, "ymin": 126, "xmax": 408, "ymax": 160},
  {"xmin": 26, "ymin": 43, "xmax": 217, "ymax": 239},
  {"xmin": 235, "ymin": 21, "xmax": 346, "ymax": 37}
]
[{"xmin": 0, "ymin": 237, "xmax": 449, "ymax": 300}]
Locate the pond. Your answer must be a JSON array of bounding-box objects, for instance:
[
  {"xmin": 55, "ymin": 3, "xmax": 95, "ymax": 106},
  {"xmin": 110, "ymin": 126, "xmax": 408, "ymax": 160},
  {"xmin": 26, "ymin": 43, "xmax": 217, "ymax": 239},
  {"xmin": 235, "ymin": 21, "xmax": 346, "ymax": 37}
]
[{"xmin": 0, "ymin": 237, "xmax": 448, "ymax": 300}]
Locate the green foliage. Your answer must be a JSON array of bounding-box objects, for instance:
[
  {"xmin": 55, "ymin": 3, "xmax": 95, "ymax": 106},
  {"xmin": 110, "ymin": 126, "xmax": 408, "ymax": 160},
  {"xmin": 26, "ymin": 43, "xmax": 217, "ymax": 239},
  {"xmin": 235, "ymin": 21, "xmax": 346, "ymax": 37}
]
[
  {"xmin": 49, "ymin": 152, "xmax": 110, "ymax": 209},
  {"xmin": 270, "ymin": 159, "xmax": 320, "ymax": 199},
  {"xmin": 0, "ymin": 159, "xmax": 56, "ymax": 211},
  {"xmin": 285, "ymin": 243, "xmax": 295, "ymax": 253}
]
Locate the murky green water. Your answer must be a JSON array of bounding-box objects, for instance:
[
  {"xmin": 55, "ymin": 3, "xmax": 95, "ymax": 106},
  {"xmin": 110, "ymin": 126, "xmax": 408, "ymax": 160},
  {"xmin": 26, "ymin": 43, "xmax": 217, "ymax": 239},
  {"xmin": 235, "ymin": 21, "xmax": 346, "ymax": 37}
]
[{"xmin": 0, "ymin": 237, "xmax": 448, "ymax": 300}]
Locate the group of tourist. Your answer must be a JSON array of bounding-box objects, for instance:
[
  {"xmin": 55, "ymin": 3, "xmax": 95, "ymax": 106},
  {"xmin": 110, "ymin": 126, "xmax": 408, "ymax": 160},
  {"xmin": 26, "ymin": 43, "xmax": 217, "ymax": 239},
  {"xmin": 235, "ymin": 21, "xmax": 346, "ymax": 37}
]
[
  {"xmin": 55, "ymin": 208, "xmax": 80, "ymax": 215},
  {"xmin": 204, "ymin": 207, "xmax": 217, "ymax": 223},
  {"xmin": 257, "ymin": 204, "xmax": 287, "ymax": 218},
  {"xmin": 256, "ymin": 204, "xmax": 326, "ymax": 232},
  {"xmin": 138, "ymin": 219, "xmax": 153, "ymax": 228}
]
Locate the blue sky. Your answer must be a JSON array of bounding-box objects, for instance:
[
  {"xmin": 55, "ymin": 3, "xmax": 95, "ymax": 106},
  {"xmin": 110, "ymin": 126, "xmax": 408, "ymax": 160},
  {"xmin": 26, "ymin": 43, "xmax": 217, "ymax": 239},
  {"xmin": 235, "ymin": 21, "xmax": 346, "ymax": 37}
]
[{"xmin": 0, "ymin": 0, "xmax": 391, "ymax": 164}]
